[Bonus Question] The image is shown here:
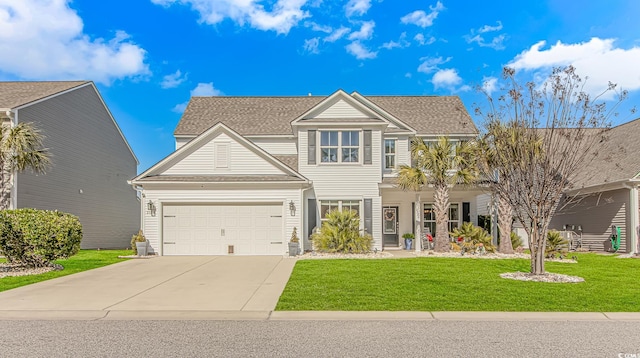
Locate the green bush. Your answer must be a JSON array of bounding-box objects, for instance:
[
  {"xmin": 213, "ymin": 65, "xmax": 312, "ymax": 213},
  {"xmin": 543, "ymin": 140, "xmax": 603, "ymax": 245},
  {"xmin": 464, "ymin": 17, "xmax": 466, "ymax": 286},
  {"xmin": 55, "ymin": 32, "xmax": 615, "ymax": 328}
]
[
  {"xmin": 450, "ymin": 222, "xmax": 496, "ymax": 253},
  {"xmin": 546, "ymin": 230, "xmax": 568, "ymax": 256},
  {"xmin": 312, "ymin": 209, "xmax": 372, "ymax": 253},
  {"xmin": 510, "ymin": 232, "xmax": 523, "ymax": 249},
  {"xmin": 0, "ymin": 208, "xmax": 82, "ymax": 267},
  {"xmin": 130, "ymin": 230, "xmax": 146, "ymax": 254}
]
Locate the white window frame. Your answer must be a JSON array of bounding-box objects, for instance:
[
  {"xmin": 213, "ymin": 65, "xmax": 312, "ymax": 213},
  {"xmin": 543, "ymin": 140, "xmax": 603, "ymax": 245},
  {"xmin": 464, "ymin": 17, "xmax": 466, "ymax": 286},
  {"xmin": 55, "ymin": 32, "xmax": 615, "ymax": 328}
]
[
  {"xmin": 423, "ymin": 202, "xmax": 461, "ymax": 235},
  {"xmin": 320, "ymin": 199, "xmax": 361, "ymax": 222},
  {"xmin": 319, "ymin": 130, "xmax": 361, "ymax": 164},
  {"xmin": 384, "ymin": 139, "xmax": 396, "ymax": 170}
]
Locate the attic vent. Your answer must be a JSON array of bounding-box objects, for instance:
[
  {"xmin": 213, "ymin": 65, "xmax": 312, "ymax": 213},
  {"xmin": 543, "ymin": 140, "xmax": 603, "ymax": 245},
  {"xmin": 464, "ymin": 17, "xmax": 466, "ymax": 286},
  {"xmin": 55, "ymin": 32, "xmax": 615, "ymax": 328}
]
[{"xmin": 215, "ymin": 143, "xmax": 229, "ymax": 169}]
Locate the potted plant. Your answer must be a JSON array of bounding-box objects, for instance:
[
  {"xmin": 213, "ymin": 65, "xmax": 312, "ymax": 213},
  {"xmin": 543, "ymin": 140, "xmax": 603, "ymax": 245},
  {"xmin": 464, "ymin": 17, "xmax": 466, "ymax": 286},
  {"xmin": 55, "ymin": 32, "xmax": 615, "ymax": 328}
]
[
  {"xmin": 402, "ymin": 233, "xmax": 415, "ymax": 250},
  {"xmin": 288, "ymin": 227, "xmax": 300, "ymax": 257},
  {"xmin": 131, "ymin": 230, "xmax": 148, "ymax": 256}
]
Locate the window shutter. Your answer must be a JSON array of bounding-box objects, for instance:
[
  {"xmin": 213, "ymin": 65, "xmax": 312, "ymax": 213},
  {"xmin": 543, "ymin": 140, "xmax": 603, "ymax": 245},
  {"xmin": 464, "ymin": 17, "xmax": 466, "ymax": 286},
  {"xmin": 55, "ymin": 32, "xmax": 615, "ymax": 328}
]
[
  {"xmin": 364, "ymin": 198, "xmax": 372, "ymax": 235},
  {"xmin": 363, "ymin": 130, "xmax": 372, "ymax": 165},
  {"xmin": 308, "ymin": 198, "xmax": 317, "ymax": 238},
  {"xmin": 308, "ymin": 130, "xmax": 316, "ymax": 165}
]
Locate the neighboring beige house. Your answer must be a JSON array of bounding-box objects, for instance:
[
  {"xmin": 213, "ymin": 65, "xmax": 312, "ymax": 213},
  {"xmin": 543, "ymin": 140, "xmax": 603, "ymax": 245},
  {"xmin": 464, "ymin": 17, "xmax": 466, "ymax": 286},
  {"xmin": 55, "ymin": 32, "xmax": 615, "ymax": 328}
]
[
  {"xmin": 0, "ymin": 81, "xmax": 140, "ymax": 249},
  {"xmin": 548, "ymin": 118, "xmax": 640, "ymax": 254},
  {"xmin": 131, "ymin": 90, "xmax": 483, "ymax": 255}
]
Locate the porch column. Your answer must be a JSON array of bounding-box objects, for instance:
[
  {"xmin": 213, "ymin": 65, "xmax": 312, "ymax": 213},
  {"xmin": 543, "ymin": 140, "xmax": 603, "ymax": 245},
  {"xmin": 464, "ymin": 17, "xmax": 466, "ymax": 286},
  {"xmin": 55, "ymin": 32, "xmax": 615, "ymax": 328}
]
[
  {"xmin": 415, "ymin": 194, "xmax": 422, "ymax": 252},
  {"xmin": 629, "ymin": 185, "xmax": 639, "ymax": 255}
]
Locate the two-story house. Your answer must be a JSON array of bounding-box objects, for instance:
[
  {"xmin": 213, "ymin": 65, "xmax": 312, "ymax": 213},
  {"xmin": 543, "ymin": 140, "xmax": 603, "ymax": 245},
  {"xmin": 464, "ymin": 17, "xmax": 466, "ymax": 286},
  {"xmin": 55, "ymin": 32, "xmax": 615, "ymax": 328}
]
[
  {"xmin": 0, "ymin": 81, "xmax": 140, "ymax": 249},
  {"xmin": 130, "ymin": 90, "xmax": 482, "ymax": 255}
]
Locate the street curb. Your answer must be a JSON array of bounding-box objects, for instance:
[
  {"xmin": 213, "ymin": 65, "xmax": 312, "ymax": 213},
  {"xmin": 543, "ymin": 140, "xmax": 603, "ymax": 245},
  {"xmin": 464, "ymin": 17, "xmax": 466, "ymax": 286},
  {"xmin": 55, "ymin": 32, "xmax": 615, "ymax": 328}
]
[{"xmin": 0, "ymin": 310, "xmax": 639, "ymax": 321}]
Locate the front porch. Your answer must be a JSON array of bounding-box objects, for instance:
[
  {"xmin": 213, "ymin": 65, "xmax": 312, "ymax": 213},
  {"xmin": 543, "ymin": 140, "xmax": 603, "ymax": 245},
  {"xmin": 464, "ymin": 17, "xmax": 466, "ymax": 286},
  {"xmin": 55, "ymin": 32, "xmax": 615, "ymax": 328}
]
[{"xmin": 380, "ymin": 186, "xmax": 486, "ymax": 250}]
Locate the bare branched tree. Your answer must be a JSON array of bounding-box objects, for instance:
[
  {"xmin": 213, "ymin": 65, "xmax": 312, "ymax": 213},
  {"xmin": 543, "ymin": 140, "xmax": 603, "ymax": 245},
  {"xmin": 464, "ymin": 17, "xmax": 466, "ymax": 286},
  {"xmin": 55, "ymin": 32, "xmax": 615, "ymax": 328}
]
[{"xmin": 475, "ymin": 66, "xmax": 628, "ymax": 274}]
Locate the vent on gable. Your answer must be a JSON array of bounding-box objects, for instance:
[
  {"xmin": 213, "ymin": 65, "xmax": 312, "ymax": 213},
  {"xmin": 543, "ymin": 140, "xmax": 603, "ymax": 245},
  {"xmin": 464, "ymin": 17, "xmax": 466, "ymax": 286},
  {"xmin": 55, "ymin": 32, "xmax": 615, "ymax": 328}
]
[{"xmin": 215, "ymin": 143, "xmax": 229, "ymax": 169}]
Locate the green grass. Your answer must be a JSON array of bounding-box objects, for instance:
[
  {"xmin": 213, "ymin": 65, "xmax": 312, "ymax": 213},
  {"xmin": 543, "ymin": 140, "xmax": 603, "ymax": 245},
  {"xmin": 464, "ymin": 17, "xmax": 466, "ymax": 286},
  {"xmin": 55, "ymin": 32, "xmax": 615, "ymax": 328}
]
[
  {"xmin": 276, "ymin": 253, "xmax": 640, "ymax": 312},
  {"xmin": 0, "ymin": 250, "xmax": 131, "ymax": 292}
]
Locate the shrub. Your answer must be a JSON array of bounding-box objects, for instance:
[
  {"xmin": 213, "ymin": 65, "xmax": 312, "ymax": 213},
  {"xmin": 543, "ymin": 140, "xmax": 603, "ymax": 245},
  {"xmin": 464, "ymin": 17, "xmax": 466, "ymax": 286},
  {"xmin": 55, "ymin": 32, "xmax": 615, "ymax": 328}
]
[
  {"xmin": 510, "ymin": 232, "xmax": 523, "ymax": 250},
  {"xmin": 312, "ymin": 209, "xmax": 372, "ymax": 253},
  {"xmin": 131, "ymin": 230, "xmax": 146, "ymax": 254},
  {"xmin": 546, "ymin": 230, "xmax": 568, "ymax": 256},
  {"xmin": 0, "ymin": 209, "xmax": 82, "ymax": 267},
  {"xmin": 290, "ymin": 227, "xmax": 299, "ymax": 243},
  {"xmin": 450, "ymin": 222, "xmax": 496, "ymax": 253}
]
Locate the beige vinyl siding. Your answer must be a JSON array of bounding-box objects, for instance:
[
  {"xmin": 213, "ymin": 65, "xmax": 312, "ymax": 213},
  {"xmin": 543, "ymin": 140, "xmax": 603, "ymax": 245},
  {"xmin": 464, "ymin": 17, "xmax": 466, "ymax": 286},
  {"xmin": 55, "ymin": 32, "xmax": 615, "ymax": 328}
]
[
  {"xmin": 164, "ymin": 133, "xmax": 284, "ymax": 175},
  {"xmin": 550, "ymin": 188, "xmax": 629, "ymax": 252},
  {"xmin": 175, "ymin": 137, "xmax": 193, "ymax": 149},
  {"xmin": 298, "ymin": 128, "xmax": 383, "ymax": 249},
  {"xmin": 312, "ymin": 99, "xmax": 369, "ymax": 119},
  {"xmin": 249, "ymin": 137, "xmax": 297, "ymax": 155},
  {"xmin": 15, "ymin": 85, "xmax": 139, "ymax": 249},
  {"xmin": 141, "ymin": 188, "xmax": 303, "ymax": 255}
]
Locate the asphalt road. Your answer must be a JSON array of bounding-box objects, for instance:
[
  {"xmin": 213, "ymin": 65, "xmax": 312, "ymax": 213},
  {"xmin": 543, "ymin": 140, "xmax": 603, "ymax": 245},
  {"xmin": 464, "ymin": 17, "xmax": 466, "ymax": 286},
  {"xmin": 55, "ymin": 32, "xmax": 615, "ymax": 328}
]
[{"xmin": 1, "ymin": 320, "xmax": 639, "ymax": 357}]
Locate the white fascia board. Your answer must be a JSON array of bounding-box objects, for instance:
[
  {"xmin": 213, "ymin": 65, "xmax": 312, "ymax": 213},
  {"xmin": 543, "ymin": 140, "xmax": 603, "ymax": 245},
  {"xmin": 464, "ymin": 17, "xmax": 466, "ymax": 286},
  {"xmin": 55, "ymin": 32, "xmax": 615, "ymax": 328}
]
[
  {"xmin": 565, "ymin": 179, "xmax": 635, "ymax": 196},
  {"xmin": 350, "ymin": 92, "xmax": 417, "ymax": 133}
]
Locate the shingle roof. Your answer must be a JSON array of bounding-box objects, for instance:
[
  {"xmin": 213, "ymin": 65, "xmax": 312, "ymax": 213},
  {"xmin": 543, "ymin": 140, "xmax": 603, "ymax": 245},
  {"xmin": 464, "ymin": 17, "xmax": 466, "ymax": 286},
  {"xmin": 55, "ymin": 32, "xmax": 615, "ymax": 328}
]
[
  {"xmin": 0, "ymin": 81, "xmax": 90, "ymax": 109},
  {"xmin": 572, "ymin": 119, "xmax": 640, "ymax": 189},
  {"xmin": 174, "ymin": 94, "xmax": 477, "ymax": 136}
]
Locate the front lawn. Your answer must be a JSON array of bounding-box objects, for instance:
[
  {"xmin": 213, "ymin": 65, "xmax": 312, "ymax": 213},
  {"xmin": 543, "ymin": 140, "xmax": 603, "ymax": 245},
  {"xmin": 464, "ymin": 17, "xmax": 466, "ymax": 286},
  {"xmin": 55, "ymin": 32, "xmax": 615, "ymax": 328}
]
[
  {"xmin": 276, "ymin": 253, "xmax": 640, "ymax": 312},
  {"xmin": 0, "ymin": 250, "xmax": 131, "ymax": 292}
]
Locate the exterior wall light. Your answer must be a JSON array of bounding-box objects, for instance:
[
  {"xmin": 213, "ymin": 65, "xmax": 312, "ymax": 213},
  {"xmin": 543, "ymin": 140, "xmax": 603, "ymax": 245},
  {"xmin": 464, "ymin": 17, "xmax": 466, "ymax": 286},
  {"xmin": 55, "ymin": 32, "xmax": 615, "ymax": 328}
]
[
  {"xmin": 289, "ymin": 201, "xmax": 296, "ymax": 216},
  {"xmin": 147, "ymin": 200, "xmax": 156, "ymax": 217}
]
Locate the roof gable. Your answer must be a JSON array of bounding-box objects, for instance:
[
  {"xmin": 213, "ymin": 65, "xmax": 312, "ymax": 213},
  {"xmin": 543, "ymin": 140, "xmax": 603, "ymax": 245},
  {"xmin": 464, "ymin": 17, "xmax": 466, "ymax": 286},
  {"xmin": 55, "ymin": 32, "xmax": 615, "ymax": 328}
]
[
  {"xmin": 134, "ymin": 123, "xmax": 306, "ymax": 183},
  {"xmin": 0, "ymin": 81, "xmax": 90, "ymax": 109}
]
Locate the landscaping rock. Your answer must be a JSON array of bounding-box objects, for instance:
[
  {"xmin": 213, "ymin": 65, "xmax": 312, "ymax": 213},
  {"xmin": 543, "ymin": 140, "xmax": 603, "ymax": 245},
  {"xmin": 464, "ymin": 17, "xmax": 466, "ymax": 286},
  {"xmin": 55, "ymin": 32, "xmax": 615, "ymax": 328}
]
[
  {"xmin": 500, "ymin": 272, "xmax": 584, "ymax": 283},
  {"xmin": 0, "ymin": 263, "xmax": 63, "ymax": 278}
]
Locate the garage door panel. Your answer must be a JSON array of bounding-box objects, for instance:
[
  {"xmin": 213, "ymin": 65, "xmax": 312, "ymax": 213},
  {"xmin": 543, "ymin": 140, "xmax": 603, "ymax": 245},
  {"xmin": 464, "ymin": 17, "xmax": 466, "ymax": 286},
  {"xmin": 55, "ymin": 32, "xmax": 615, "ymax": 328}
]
[{"xmin": 162, "ymin": 204, "xmax": 284, "ymax": 255}]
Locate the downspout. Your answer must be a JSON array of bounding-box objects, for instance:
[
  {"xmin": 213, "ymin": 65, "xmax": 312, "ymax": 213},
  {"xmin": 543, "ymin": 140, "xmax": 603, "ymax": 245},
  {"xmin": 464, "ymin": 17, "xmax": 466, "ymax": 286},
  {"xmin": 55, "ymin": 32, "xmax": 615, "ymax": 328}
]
[{"xmin": 130, "ymin": 182, "xmax": 144, "ymax": 232}]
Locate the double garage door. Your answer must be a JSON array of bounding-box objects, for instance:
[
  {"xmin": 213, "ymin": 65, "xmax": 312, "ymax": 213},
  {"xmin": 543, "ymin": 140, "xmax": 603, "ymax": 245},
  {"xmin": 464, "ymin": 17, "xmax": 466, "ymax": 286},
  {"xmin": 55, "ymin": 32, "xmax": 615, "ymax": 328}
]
[{"xmin": 162, "ymin": 203, "xmax": 284, "ymax": 255}]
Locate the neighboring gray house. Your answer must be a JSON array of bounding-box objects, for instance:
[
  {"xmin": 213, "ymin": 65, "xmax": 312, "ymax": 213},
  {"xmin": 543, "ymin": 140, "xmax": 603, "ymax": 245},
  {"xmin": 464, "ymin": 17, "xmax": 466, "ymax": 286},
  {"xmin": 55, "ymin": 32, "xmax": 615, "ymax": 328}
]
[
  {"xmin": 0, "ymin": 81, "xmax": 140, "ymax": 249},
  {"xmin": 549, "ymin": 118, "xmax": 640, "ymax": 254},
  {"xmin": 131, "ymin": 90, "xmax": 483, "ymax": 256}
]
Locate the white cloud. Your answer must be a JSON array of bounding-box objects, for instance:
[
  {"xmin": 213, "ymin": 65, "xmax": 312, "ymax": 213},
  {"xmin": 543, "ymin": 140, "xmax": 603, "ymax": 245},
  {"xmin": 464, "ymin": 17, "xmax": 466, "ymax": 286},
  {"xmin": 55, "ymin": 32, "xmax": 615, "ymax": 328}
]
[
  {"xmin": 417, "ymin": 56, "xmax": 451, "ymax": 74},
  {"xmin": 400, "ymin": 1, "xmax": 444, "ymax": 28},
  {"xmin": 161, "ymin": 70, "xmax": 188, "ymax": 89},
  {"xmin": 381, "ymin": 32, "xmax": 409, "ymax": 50},
  {"xmin": 432, "ymin": 68, "xmax": 462, "ymax": 89},
  {"xmin": 152, "ymin": 0, "xmax": 310, "ymax": 34},
  {"xmin": 508, "ymin": 38, "xmax": 640, "ymax": 98},
  {"xmin": 465, "ymin": 22, "xmax": 506, "ymax": 50},
  {"xmin": 405, "ymin": 72, "xmax": 412, "ymax": 78},
  {"xmin": 304, "ymin": 21, "xmax": 332, "ymax": 33},
  {"xmin": 303, "ymin": 37, "xmax": 320, "ymax": 54},
  {"xmin": 173, "ymin": 82, "xmax": 223, "ymax": 113},
  {"xmin": 414, "ymin": 33, "xmax": 435, "ymax": 46},
  {"xmin": 478, "ymin": 21, "xmax": 503, "ymax": 33},
  {"xmin": 346, "ymin": 41, "xmax": 377, "ymax": 60},
  {"xmin": 0, "ymin": 0, "xmax": 149, "ymax": 84},
  {"xmin": 482, "ymin": 76, "xmax": 498, "ymax": 95},
  {"xmin": 348, "ymin": 21, "xmax": 375, "ymax": 41},
  {"xmin": 324, "ymin": 26, "xmax": 350, "ymax": 42},
  {"xmin": 345, "ymin": 0, "xmax": 371, "ymax": 17}
]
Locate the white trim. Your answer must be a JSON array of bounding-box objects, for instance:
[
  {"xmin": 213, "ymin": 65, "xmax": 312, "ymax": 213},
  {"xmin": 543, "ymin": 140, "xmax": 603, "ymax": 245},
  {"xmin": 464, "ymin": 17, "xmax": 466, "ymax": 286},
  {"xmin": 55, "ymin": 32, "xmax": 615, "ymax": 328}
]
[
  {"xmin": 350, "ymin": 92, "xmax": 416, "ymax": 133},
  {"xmin": 291, "ymin": 90, "xmax": 392, "ymax": 127},
  {"xmin": 629, "ymin": 185, "xmax": 638, "ymax": 254},
  {"xmin": 132, "ymin": 123, "xmax": 309, "ymax": 184},
  {"xmin": 12, "ymin": 82, "xmax": 91, "ymax": 110}
]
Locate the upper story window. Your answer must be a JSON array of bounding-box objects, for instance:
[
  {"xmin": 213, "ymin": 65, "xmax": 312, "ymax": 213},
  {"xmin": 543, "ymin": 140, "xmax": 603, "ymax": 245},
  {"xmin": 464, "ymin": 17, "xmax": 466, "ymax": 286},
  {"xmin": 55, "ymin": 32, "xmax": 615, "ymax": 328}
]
[
  {"xmin": 384, "ymin": 139, "xmax": 396, "ymax": 170},
  {"xmin": 320, "ymin": 131, "xmax": 360, "ymax": 163}
]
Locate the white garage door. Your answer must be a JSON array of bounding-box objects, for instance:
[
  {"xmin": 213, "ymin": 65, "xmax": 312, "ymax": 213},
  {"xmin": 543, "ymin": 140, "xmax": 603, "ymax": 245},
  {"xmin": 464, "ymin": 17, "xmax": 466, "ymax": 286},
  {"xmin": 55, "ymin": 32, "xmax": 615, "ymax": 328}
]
[{"xmin": 162, "ymin": 204, "xmax": 284, "ymax": 255}]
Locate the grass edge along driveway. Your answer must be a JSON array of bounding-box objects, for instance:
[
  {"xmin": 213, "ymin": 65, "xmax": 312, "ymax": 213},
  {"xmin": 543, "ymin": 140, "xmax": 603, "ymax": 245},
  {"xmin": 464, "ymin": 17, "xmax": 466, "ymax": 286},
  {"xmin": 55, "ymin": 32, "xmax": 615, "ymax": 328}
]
[
  {"xmin": 0, "ymin": 250, "xmax": 131, "ymax": 292},
  {"xmin": 276, "ymin": 253, "xmax": 640, "ymax": 312}
]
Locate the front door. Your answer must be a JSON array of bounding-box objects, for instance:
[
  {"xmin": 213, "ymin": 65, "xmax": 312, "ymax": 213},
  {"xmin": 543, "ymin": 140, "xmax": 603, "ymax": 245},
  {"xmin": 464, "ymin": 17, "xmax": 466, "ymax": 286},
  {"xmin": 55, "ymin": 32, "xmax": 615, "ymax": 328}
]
[{"xmin": 382, "ymin": 206, "xmax": 399, "ymax": 247}]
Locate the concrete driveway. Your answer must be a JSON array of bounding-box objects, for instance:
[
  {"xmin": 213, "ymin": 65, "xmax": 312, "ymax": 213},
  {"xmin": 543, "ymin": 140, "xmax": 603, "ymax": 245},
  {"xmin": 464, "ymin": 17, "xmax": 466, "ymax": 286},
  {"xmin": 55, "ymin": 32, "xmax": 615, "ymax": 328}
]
[{"xmin": 0, "ymin": 256, "xmax": 296, "ymax": 319}]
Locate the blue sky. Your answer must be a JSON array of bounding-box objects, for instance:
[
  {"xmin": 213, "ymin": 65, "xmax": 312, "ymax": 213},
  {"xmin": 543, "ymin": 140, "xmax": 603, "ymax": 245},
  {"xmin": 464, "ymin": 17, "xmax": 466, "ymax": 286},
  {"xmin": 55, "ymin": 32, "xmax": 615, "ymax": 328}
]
[{"xmin": 1, "ymin": 0, "xmax": 639, "ymax": 172}]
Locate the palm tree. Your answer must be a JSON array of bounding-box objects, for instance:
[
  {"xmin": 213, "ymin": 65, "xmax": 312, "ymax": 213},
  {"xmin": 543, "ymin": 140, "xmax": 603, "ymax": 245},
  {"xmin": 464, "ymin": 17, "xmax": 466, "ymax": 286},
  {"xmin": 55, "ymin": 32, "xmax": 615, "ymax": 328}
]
[
  {"xmin": 397, "ymin": 136, "xmax": 477, "ymax": 252},
  {"xmin": 0, "ymin": 122, "xmax": 51, "ymax": 210}
]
